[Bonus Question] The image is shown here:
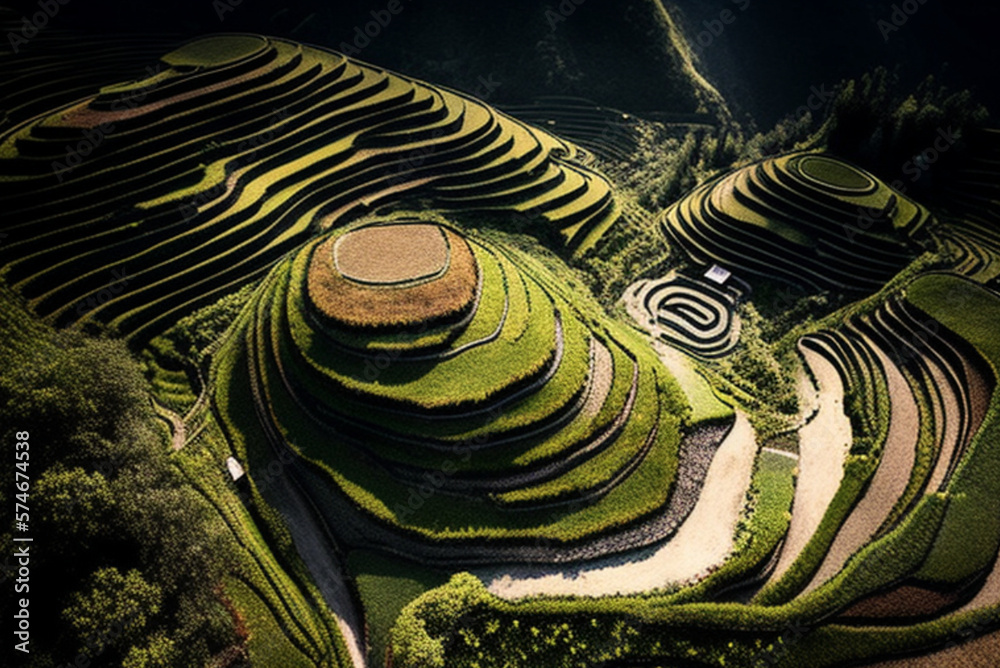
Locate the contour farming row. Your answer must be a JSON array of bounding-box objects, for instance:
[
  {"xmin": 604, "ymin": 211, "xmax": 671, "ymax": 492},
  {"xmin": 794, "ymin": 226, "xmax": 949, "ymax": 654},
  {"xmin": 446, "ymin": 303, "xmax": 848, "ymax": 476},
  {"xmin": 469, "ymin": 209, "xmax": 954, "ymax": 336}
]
[
  {"xmin": 0, "ymin": 34, "xmax": 618, "ymax": 345},
  {"xmin": 758, "ymin": 275, "xmax": 999, "ymax": 637},
  {"xmin": 661, "ymin": 152, "xmax": 931, "ymax": 293},
  {"xmin": 211, "ymin": 218, "xmax": 692, "ymax": 566}
]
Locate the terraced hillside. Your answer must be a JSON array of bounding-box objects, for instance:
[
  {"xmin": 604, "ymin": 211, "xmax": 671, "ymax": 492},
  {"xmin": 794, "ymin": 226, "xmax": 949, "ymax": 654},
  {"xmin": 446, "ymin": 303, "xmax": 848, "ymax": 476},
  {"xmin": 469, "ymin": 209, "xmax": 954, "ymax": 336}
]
[
  {"xmin": 501, "ymin": 97, "xmax": 642, "ymax": 164},
  {"xmin": 759, "ymin": 286, "xmax": 995, "ymax": 607},
  {"xmin": 0, "ymin": 34, "xmax": 619, "ymax": 346},
  {"xmin": 210, "ymin": 216, "xmax": 696, "ymax": 565},
  {"xmin": 937, "ymin": 128, "xmax": 1000, "ymax": 284},
  {"xmin": 3, "ymin": 15, "xmax": 999, "ymax": 667},
  {"xmin": 661, "ymin": 152, "xmax": 933, "ymax": 292},
  {"xmin": 385, "ymin": 274, "xmax": 1000, "ymax": 668}
]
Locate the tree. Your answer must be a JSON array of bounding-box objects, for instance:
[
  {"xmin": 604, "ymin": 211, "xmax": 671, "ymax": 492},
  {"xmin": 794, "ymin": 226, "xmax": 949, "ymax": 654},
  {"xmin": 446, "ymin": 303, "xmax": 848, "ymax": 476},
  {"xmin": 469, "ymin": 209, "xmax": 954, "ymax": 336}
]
[
  {"xmin": 36, "ymin": 465, "xmax": 115, "ymax": 549},
  {"xmin": 62, "ymin": 568, "xmax": 163, "ymax": 653},
  {"xmin": 123, "ymin": 633, "xmax": 179, "ymax": 668}
]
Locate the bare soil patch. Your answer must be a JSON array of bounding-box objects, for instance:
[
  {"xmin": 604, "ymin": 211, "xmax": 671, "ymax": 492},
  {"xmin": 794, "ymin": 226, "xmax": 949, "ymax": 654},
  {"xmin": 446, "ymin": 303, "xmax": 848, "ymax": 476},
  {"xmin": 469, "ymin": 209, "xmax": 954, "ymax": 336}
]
[
  {"xmin": 308, "ymin": 227, "xmax": 478, "ymax": 330},
  {"xmin": 838, "ymin": 584, "xmax": 960, "ymax": 620},
  {"xmin": 868, "ymin": 630, "xmax": 1000, "ymax": 668},
  {"xmin": 335, "ymin": 223, "xmax": 449, "ymax": 284}
]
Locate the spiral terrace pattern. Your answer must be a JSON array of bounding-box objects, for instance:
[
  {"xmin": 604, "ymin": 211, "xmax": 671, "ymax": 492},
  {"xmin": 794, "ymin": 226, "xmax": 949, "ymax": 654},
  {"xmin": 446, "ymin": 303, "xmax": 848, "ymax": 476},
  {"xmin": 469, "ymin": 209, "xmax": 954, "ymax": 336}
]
[
  {"xmin": 0, "ymin": 34, "xmax": 619, "ymax": 345},
  {"xmin": 661, "ymin": 152, "xmax": 933, "ymax": 292},
  {"xmin": 209, "ymin": 217, "xmax": 689, "ymax": 563},
  {"xmin": 630, "ymin": 273, "xmax": 740, "ymax": 358}
]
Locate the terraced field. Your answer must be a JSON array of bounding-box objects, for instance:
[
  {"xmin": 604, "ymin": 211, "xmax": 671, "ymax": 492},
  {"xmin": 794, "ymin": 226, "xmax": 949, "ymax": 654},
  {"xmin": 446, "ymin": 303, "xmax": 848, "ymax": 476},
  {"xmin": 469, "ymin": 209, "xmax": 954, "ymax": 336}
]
[
  {"xmin": 661, "ymin": 152, "xmax": 933, "ymax": 292},
  {"xmin": 209, "ymin": 215, "xmax": 696, "ymax": 565},
  {"xmin": 937, "ymin": 129, "xmax": 1000, "ymax": 283},
  {"xmin": 3, "ymin": 21, "xmax": 999, "ymax": 668},
  {"xmin": 625, "ymin": 271, "xmax": 741, "ymax": 358},
  {"xmin": 0, "ymin": 34, "xmax": 620, "ymax": 346},
  {"xmin": 383, "ymin": 274, "xmax": 1000, "ymax": 668},
  {"xmin": 757, "ymin": 281, "xmax": 995, "ymax": 607},
  {"xmin": 0, "ymin": 13, "xmax": 185, "ymax": 128},
  {"xmin": 501, "ymin": 96, "xmax": 642, "ymax": 163}
]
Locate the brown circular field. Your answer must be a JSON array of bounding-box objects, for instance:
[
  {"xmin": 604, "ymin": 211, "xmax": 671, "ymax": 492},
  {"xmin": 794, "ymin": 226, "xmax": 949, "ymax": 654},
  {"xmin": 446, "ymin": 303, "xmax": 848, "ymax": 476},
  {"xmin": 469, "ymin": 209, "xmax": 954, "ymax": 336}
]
[
  {"xmin": 307, "ymin": 225, "xmax": 479, "ymax": 330},
  {"xmin": 334, "ymin": 223, "xmax": 450, "ymax": 285}
]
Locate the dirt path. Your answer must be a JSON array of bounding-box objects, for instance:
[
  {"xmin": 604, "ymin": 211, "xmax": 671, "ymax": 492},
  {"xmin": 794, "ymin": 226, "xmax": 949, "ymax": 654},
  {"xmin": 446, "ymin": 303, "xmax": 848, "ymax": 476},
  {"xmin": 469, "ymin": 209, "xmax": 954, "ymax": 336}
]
[
  {"xmin": 259, "ymin": 459, "xmax": 368, "ymax": 668},
  {"xmin": 802, "ymin": 341, "xmax": 919, "ymax": 595},
  {"xmin": 922, "ymin": 351, "xmax": 962, "ymax": 492},
  {"xmin": 152, "ymin": 400, "xmax": 187, "ymax": 451},
  {"xmin": 480, "ymin": 411, "xmax": 758, "ymax": 598},
  {"xmin": 583, "ymin": 339, "xmax": 614, "ymax": 418},
  {"xmin": 794, "ymin": 356, "xmax": 821, "ymax": 426},
  {"xmin": 767, "ymin": 345, "xmax": 852, "ymax": 586},
  {"xmin": 244, "ymin": 378, "xmax": 367, "ymax": 667}
]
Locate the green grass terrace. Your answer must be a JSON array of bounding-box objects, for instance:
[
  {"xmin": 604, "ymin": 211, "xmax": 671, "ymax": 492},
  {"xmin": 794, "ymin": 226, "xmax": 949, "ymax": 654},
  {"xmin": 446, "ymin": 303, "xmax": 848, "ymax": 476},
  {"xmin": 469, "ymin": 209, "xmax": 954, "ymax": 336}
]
[
  {"xmin": 210, "ymin": 217, "xmax": 697, "ymax": 566},
  {"xmin": 0, "ymin": 34, "xmax": 620, "ymax": 347},
  {"xmin": 661, "ymin": 152, "xmax": 932, "ymax": 293}
]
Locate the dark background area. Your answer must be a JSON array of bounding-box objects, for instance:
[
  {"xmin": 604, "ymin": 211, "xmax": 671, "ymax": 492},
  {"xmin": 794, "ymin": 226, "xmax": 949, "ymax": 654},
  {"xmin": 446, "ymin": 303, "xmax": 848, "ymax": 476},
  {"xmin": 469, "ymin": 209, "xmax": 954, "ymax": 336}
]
[
  {"xmin": 5, "ymin": 0, "xmax": 999, "ymax": 127},
  {"xmin": 668, "ymin": 0, "xmax": 1000, "ymax": 127},
  {"xmin": 4, "ymin": 0, "xmax": 709, "ymax": 115}
]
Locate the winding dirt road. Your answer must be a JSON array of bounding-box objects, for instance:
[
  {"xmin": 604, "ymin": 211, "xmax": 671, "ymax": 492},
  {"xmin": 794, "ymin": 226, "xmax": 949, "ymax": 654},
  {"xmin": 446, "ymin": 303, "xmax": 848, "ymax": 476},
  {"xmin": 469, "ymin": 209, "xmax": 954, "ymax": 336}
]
[
  {"xmin": 479, "ymin": 411, "xmax": 758, "ymax": 598},
  {"xmin": 766, "ymin": 344, "xmax": 852, "ymax": 586}
]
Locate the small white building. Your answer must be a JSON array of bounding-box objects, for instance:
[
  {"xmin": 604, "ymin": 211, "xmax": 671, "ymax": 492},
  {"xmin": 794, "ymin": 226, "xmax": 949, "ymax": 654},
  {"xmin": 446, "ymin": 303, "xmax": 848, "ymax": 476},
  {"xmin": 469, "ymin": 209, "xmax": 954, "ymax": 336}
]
[
  {"xmin": 226, "ymin": 456, "xmax": 246, "ymax": 482},
  {"xmin": 704, "ymin": 264, "xmax": 732, "ymax": 285}
]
